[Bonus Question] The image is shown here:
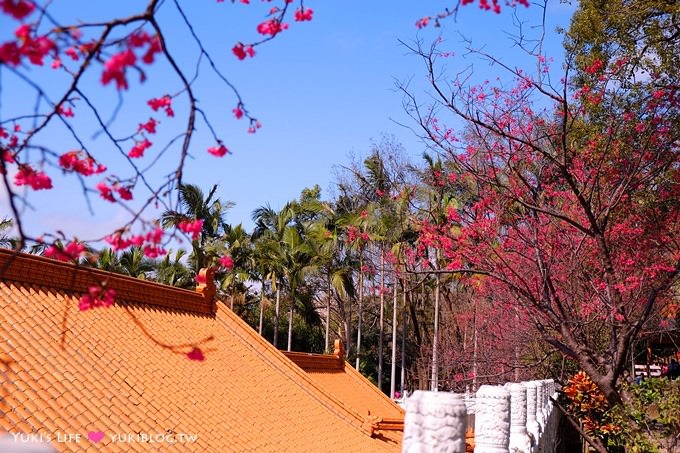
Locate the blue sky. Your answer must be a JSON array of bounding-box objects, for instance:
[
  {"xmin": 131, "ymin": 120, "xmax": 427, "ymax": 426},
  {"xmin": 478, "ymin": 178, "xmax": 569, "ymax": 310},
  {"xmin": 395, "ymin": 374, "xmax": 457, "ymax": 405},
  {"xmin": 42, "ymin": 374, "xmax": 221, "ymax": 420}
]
[{"xmin": 0, "ymin": 0, "xmax": 575, "ymax": 242}]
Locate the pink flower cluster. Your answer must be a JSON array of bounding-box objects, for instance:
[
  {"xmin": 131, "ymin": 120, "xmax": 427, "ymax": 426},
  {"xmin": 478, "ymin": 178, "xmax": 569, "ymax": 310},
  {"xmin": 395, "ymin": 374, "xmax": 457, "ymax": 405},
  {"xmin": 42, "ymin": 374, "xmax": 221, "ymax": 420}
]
[
  {"xmin": 247, "ymin": 120, "xmax": 262, "ymax": 134},
  {"xmin": 148, "ymin": 95, "xmax": 174, "ymax": 117},
  {"xmin": 97, "ymin": 182, "xmax": 133, "ymax": 202},
  {"xmin": 14, "ymin": 165, "xmax": 52, "ymax": 190},
  {"xmin": 58, "ymin": 151, "xmax": 106, "ymax": 176},
  {"xmin": 128, "ymin": 139, "xmax": 152, "ymax": 158},
  {"xmin": 415, "ymin": 17, "xmax": 430, "ymax": 29},
  {"xmin": 0, "ymin": 0, "xmax": 34, "ymax": 19},
  {"xmin": 105, "ymin": 227, "xmax": 166, "ymax": 258},
  {"xmin": 346, "ymin": 226, "xmax": 369, "ymax": 243},
  {"xmin": 1, "ymin": 23, "xmax": 56, "ymax": 67},
  {"xmin": 478, "ymin": 0, "xmax": 502, "ymax": 14},
  {"xmin": 138, "ymin": 118, "xmax": 158, "ymax": 134},
  {"xmin": 207, "ymin": 144, "xmax": 229, "ymax": 157},
  {"xmin": 585, "ymin": 59, "xmax": 604, "ymax": 75},
  {"xmin": 257, "ymin": 19, "xmax": 288, "ymax": 36},
  {"xmin": 178, "ymin": 219, "xmax": 204, "ymax": 240},
  {"xmin": 79, "ymin": 286, "xmax": 116, "ymax": 311},
  {"xmin": 128, "ymin": 31, "xmax": 161, "ymax": 64},
  {"xmin": 101, "ymin": 31, "xmax": 161, "ymax": 90},
  {"xmin": 57, "ymin": 105, "xmax": 74, "ymax": 117},
  {"xmin": 232, "ymin": 42, "xmax": 255, "ymax": 60},
  {"xmin": 101, "ymin": 49, "xmax": 136, "ymax": 89},
  {"xmin": 220, "ymin": 255, "xmax": 234, "ymax": 269},
  {"xmin": 44, "ymin": 241, "xmax": 86, "ymax": 262},
  {"xmin": 294, "ymin": 8, "xmax": 313, "ymax": 22}
]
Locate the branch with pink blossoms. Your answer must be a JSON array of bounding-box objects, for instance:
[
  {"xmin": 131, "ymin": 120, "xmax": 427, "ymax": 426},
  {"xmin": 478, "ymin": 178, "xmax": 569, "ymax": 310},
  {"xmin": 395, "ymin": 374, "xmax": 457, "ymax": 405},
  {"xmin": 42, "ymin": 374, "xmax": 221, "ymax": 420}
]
[
  {"xmin": 0, "ymin": 0, "xmax": 316, "ymax": 255},
  {"xmin": 414, "ymin": 0, "xmax": 529, "ymax": 29}
]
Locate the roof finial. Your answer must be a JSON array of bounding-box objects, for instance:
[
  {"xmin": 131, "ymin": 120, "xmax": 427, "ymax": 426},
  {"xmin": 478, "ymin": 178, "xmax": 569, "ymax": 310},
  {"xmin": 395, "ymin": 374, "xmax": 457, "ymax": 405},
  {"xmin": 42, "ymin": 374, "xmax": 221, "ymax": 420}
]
[
  {"xmin": 333, "ymin": 339, "xmax": 344, "ymax": 359},
  {"xmin": 196, "ymin": 267, "xmax": 216, "ymax": 310}
]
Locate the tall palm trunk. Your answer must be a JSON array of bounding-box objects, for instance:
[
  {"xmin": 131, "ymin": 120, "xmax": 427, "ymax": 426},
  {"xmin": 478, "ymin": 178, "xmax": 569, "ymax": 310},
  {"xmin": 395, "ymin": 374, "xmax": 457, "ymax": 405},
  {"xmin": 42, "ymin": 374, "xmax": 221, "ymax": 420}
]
[
  {"xmin": 287, "ymin": 283, "xmax": 296, "ymax": 352},
  {"xmin": 378, "ymin": 251, "xmax": 385, "ymax": 390},
  {"xmin": 273, "ymin": 287, "xmax": 280, "ymax": 348},
  {"xmin": 230, "ymin": 278, "xmax": 235, "ymax": 310},
  {"xmin": 431, "ymin": 273, "xmax": 440, "ymax": 391},
  {"xmin": 258, "ymin": 282, "xmax": 265, "ymax": 335},
  {"xmin": 401, "ymin": 274, "xmax": 407, "ymax": 396},
  {"xmin": 390, "ymin": 275, "xmax": 398, "ymax": 399},
  {"xmin": 355, "ymin": 253, "xmax": 364, "ymax": 370},
  {"xmin": 325, "ymin": 280, "xmax": 331, "ymax": 352},
  {"xmin": 287, "ymin": 301, "xmax": 294, "ymax": 352},
  {"xmin": 473, "ymin": 297, "xmax": 478, "ymax": 391},
  {"xmin": 346, "ymin": 295, "xmax": 352, "ymax": 356}
]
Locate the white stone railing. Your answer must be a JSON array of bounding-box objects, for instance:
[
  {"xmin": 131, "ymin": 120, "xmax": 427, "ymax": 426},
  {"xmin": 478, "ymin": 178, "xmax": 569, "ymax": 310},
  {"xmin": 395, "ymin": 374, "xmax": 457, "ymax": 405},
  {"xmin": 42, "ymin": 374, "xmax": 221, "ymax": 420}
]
[{"xmin": 403, "ymin": 379, "xmax": 559, "ymax": 453}]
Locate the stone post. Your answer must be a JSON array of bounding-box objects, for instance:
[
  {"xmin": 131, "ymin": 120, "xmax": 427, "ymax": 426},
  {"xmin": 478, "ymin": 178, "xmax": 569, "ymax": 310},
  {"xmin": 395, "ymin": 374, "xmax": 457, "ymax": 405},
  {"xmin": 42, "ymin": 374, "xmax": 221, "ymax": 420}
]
[
  {"xmin": 524, "ymin": 381, "xmax": 540, "ymax": 452},
  {"xmin": 534, "ymin": 380, "xmax": 546, "ymax": 433},
  {"xmin": 474, "ymin": 385, "xmax": 511, "ymax": 453},
  {"xmin": 403, "ymin": 390, "xmax": 468, "ymax": 453},
  {"xmin": 542, "ymin": 380, "xmax": 556, "ymax": 453},
  {"xmin": 548, "ymin": 380, "xmax": 556, "ymax": 413},
  {"xmin": 509, "ymin": 383, "xmax": 532, "ymax": 453}
]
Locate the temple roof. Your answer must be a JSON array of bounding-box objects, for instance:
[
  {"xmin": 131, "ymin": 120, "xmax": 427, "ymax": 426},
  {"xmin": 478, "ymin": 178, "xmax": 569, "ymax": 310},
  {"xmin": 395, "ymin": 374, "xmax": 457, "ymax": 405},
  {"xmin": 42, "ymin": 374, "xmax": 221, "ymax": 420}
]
[{"xmin": 0, "ymin": 249, "xmax": 400, "ymax": 452}]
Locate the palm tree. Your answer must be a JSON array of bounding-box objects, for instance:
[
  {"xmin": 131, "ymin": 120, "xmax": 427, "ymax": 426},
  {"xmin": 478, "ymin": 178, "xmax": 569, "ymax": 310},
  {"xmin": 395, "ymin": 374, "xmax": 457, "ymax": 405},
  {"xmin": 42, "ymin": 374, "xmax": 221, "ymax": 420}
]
[
  {"xmin": 279, "ymin": 222, "xmax": 318, "ymax": 351},
  {"xmin": 90, "ymin": 248, "xmax": 124, "ymax": 273},
  {"xmin": 154, "ymin": 249, "xmax": 194, "ymax": 289},
  {"xmin": 252, "ymin": 236, "xmax": 280, "ymax": 340},
  {"xmin": 119, "ymin": 247, "xmax": 155, "ymax": 279},
  {"xmin": 0, "ymin": 218, "xmax": 15, "ymax": 249},
  {"xmin": 217, "ymin": 223, "xmax": 253, "ymax": 309},
  {"xmin": 87, "ymin": 247, "xmax": 154, "ymax": 279},
  {"xmin": 252, "ymin": 190, "xmax": 325, "ymax": 351},
  {"xmin": 307, "ymin": 207, "xmax": 355, "ymax": 352},
  {"xmin": 161, "ymin": 183, "xmax": 233, "ymax": 271},
  {"xmin": 252, "ymin": 204, "xmax": 290, "ymax": 348}
]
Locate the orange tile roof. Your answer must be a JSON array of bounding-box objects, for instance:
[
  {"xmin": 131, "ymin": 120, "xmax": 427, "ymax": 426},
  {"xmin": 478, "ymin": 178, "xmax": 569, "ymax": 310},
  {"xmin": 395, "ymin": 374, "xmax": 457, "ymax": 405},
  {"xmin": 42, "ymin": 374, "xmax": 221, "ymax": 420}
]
[
  {"xmin": 284, "ymin": 342, "xmax": 404, "ymax": 445},
  {"xmin": 0, "ymin": 249, "xmax": 399, "ymax": 452}
]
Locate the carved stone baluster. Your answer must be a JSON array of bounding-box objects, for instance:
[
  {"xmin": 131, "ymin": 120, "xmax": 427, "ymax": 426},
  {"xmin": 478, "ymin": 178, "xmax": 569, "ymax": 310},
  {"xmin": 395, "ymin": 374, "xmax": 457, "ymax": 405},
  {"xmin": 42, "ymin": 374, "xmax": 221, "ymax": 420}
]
[
  {"xmin": 524, "ymin": 381, "xmax": 540, "ymax": 452},
  {"xmin": 403, "ymin": 390, "xmax": 468, "ymax": 453},
  {"xmin": 534, "ymin": 380, "xmax": 546, "ymax": 434},
  {"xmin": 474, "ymin": 385, "xmax": 510, "ymax": 453},
  {"xmin": 509, "ymin": 383, "xmax": 531, "ymax": 453}
]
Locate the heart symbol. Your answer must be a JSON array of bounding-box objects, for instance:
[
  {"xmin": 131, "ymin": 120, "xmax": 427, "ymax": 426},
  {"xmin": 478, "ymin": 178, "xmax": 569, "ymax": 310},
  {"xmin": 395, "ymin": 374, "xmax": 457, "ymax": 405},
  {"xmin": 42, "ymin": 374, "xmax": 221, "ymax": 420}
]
[{"xmin": 88, "ymin": 431, "xmax": 105, "ymax": 443}]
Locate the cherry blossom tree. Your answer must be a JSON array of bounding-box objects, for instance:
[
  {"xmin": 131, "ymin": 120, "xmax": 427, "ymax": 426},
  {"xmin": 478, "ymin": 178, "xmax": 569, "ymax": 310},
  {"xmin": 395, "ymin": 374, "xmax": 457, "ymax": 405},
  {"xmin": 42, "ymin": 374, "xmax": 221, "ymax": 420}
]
[{"xmin": 402, "ymin": 8, "xmax": 680, "ymax": 411}]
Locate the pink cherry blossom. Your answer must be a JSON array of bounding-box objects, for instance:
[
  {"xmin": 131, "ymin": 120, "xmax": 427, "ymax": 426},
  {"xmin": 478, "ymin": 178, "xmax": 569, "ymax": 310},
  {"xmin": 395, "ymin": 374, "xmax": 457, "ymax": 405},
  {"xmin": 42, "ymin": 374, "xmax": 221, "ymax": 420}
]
[
  {"xmin": 207, "ymin": 144, "xmax": 229, "ymax": 157},
  {"xmin": 14, "ymin": 166, "xmax": 52, "ymax": 190},
  {"xmin": 220, "ymin": 255, "xmax": 234, "ymax": 269}
]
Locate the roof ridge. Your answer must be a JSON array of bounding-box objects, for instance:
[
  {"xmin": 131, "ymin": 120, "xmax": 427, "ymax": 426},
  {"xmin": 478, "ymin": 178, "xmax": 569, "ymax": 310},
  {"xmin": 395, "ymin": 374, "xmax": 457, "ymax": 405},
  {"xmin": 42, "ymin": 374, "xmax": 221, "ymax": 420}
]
[
  {"xmin": 214, "ymin": 306, "xmax": 382, "ymax": 436},
  {"xmin": 343, "ymin": 359, "xmax": 405, "ymax": 415},
  {"xmin": 0, "ymin": 249, "xmax": 215, "ymax": 315}
]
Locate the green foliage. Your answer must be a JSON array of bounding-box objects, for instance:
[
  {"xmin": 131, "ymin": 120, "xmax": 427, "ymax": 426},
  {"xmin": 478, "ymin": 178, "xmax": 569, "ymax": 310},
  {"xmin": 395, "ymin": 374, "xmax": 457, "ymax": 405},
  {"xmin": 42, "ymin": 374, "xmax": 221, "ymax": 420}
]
[
  {"xmin": 607, "ymin": 378, "xmax": 680, "ymax": 452},
  {"xmin": 565, "ymin": 0, "xmax": 680, "ymax": 86},
  {"xmin": 564, "ymin": 373, "xmax": 680, "ymax": 452}
]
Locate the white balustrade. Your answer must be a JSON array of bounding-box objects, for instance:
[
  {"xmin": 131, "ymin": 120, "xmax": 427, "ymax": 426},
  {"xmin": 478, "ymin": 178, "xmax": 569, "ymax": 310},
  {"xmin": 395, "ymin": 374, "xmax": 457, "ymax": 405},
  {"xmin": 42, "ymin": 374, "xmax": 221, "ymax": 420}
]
[
  {"xmin": 403, "ymin": 390, "xmax": 468, "ymax": 453},
  {"xmin": 402, "ymin": 379, "xmax": 559, "ymax": 453}
]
